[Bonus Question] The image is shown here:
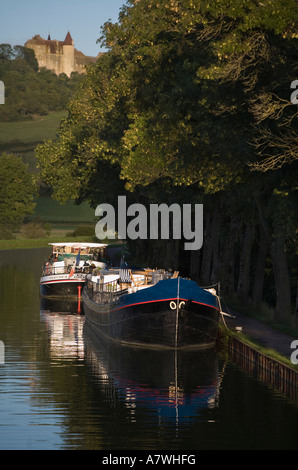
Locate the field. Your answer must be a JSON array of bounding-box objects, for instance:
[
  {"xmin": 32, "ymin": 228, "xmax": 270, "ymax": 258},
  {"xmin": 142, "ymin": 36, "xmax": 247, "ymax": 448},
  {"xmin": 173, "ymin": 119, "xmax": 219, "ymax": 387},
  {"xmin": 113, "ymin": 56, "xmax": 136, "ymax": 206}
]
[
  {"xmin": 0, "ymin": 235, "xmax": 96, "ymax": 251},
  {"xmin": 0, "ymin": 111, "xmax": 67, "ymax": 143},
  {"xmin": 0, "ymin": 111, "xmax": 67, "ymax": 172},
  {"xmin": 0, "ymin": 111, "xmax": 97, "ymax": 241},
  {"xmin": 33, "ymin": 197, "xmax": 96, "ymax": 223}
]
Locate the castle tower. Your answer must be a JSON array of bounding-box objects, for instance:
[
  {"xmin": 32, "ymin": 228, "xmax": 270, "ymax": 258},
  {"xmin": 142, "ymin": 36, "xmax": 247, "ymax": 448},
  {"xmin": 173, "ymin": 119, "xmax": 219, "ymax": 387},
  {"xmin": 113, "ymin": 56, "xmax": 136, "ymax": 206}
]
[
  {"xmin": 25, "ymin": 32, "xmax": 99, "ymax": 77},
  {"xmin": 62, "ymin": 31, "xmax": 75, "ymax": 77}
]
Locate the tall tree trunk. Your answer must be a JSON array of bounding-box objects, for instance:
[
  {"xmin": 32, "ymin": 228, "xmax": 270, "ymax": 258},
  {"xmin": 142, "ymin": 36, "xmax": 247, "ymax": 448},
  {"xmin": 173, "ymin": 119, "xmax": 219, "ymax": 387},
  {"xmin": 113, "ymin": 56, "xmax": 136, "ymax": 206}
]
[
  {"xmin": 255, "ymin": 197, "xmax": 291, "ymax": 322},
  {"xmin": 210, "ymin": 211, "xmax": 221, "ymax": 285},
  {"xmin": 189, "ymin": 247, "xmax": 201, "ymax": 281},
  {"xmin": 295, "ymin": 279, "xmax": 298, "ymax": 317},
  {"xmin": 200, "ymin": 212, "xmax": 212, "ymax": 284},
  {"xmin": 237, "ymin": 222, "xmax": 255, "ymax": 302},
  {"xmin": 170, "ymin": 239, "xmax": 180, "ymax": 271},
  {"xmin": 252, "ymin": 224, "xmax": 268, "ymax": 306},
  {"xmin": 271, "ymin": 225, "xmax": 291, "ymax": 322},
  {"xmin": 220, "ymin": 217, "xmax": 239, "ymax": 295}
]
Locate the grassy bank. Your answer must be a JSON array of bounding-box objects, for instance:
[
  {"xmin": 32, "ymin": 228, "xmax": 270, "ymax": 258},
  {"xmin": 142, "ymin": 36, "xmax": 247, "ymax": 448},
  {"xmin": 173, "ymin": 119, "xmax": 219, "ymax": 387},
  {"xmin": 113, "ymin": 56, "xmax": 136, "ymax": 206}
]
[
  {"xmin": 219, "ymin": 324, "xmax": 298, "ymax": 371},
  {"xmin": 0, "ymin": 111, "xmax": 67, "ymax": 144},
  {"xmin": 32, "ymin": 197, "xmax": 96, "ymax": 223},
  {"xmin": 223, "ymin": 294, "xmax": 298, "ymax": 340},
  {"xmin": 0, "ymin": 236, "xmax": 124, "ymax": 251},
  {"xmin": 0, "ymin": 236, "xmax": 96, "ymax": 251}
]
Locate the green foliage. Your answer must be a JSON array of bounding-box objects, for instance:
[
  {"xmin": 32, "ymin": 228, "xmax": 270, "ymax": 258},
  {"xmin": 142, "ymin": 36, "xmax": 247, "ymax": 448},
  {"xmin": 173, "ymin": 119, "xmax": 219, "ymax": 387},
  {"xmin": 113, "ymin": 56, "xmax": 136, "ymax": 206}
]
[
  {"xmin": 32, "ymin": 196, "xmax": 96, "ymax": 223},
  {"xmin": 0, "ymin": 45, "xmax": 82, "ymax": 121},
  {"xmin": 20, "ymin": 217, "xmax": 52, "ymax": 238},
  {"xmin": 0, "ymin": 225, "xmax": 15, "ymax": 240},
  {"xmin": 21, "ymin": 221, "xmax": 47, "ymax": 238},
  {"xmin": 35, "ymin": 0, "xmax": 297, "ymax": 321},
  {"xmin": 0, "ymin": 152, "xmax": 37, "ymax": 230},
  {"xmin": 36, "ymin": 0, "xmax": 298, "ymax": 202},
  {"xmin": 67, "ymin": 224, "xmax": 96, "ymax": 238}
]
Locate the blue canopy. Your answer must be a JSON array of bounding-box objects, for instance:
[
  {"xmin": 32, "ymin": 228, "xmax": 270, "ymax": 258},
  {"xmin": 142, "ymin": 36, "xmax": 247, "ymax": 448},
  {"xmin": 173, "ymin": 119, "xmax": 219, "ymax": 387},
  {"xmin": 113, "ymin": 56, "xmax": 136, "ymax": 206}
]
[{"xmin": 118, "ymin": 277, "xmax": 219, "ymax": 310}]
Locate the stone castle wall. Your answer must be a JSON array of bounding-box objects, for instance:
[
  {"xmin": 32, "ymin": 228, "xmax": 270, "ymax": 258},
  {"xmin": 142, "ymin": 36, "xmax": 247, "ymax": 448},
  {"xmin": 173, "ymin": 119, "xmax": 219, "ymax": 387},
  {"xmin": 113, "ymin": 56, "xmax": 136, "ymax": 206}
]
[{"xmin": 25, "ymin": 32, "xmax": 99, "ymax": 77}]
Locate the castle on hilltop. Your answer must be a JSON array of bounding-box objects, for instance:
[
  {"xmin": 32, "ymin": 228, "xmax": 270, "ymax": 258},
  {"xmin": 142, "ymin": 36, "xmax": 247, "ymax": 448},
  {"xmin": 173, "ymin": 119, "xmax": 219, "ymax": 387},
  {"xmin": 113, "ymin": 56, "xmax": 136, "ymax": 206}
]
[{"xmin": 25, "ymin": 32, "xmax": 101, "ymax": 77}]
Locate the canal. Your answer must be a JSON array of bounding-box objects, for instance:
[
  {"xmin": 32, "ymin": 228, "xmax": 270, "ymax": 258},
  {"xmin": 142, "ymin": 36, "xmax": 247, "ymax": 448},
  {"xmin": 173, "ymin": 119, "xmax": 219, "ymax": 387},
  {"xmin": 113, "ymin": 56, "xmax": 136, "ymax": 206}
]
[{"xmin": 0, "ymin": 247, "xmax": 297, "ymax": 450}]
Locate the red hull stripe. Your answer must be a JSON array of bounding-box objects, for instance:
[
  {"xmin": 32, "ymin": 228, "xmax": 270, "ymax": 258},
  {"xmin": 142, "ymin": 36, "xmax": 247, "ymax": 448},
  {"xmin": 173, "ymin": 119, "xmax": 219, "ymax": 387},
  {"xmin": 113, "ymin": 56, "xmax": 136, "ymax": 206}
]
[
  {"xmin": 40, "ymin": 279, "xmax": 85, "ymax": 285},
  {"xmin": 112, "ymin": 298, "xmax": 219, "ymax": 312}
]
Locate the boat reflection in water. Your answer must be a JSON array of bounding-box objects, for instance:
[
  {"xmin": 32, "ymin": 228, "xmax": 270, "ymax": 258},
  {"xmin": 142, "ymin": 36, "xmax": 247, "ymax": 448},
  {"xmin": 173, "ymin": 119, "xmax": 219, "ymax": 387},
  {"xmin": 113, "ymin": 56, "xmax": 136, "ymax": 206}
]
[
  {"xmin": 40, "ymin": 296, "xmax": 84, "ymax": 316},
  {"xmin": 83, "ymin": 322, "xmax": 224, "ymax": 426},
  {"xmin": 40, "ymin": 297, "xmax": 225, "ymax": 428},
  {"xmin": 40, "ymin": 297, "xmax": 85, "ymax": 361}
]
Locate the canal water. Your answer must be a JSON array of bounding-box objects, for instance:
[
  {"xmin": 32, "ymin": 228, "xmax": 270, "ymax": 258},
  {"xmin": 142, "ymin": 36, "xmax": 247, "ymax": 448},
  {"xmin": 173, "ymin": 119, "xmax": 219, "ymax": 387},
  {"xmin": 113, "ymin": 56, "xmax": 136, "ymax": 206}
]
[{"xmin": 0, "ymin": 247, "xmax": 297, "ymax": 451}]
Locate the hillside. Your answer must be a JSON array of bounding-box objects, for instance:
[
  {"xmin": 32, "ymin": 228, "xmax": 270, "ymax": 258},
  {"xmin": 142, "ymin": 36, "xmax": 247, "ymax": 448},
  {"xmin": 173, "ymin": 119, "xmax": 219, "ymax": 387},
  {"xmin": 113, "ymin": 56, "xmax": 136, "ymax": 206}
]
[
  {"xmin": 0, "ymin": 111, "xmax": 67, "ymax": 172},
  {"xmin": 0, "ymin": 111, "xmax": 96, "ymax": 226},
  {"xmin": 0, "ymin": 44, "xmax": 96, "ymax": 231}
]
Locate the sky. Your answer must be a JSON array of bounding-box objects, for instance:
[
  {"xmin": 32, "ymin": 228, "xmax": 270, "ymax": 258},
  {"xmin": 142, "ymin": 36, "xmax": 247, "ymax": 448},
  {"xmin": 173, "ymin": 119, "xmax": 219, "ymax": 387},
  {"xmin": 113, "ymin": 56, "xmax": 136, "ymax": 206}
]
[{"xmin": 0, "ymin": 0, "xmax": 127, "ymax": 57}]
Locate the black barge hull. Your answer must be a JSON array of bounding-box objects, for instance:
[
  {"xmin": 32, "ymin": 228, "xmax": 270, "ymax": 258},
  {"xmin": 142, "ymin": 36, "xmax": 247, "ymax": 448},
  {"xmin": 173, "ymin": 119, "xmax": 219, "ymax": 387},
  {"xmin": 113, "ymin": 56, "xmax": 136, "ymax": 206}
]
[
  {"xmin": 40, "ymin": 278, "xmax": 86, "ymax": 298},
  {"xmin": 83, "ymin": 288, "xmax": 219, "ymax": 350}
]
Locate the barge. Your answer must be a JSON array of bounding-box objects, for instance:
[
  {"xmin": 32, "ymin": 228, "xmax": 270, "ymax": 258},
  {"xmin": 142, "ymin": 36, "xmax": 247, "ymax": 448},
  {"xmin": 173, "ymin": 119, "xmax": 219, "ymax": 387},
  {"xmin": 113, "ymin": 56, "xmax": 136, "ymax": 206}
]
[{"xmin": 83, "ymin": 267, "xmax": 221, "ymax": 350}]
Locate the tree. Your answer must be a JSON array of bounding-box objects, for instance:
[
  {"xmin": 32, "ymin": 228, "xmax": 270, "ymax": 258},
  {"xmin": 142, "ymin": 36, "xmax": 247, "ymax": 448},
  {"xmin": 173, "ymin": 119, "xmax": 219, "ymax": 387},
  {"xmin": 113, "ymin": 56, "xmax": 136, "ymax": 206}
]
[
  {"xmin": 0, "ymin": 153, "xmax": 37, "ymax": 233},
  {"xmin": 14, "ymin": 45, "xmax": 39, "ymax": 71},
  {"xmin": 36, "ymin": 0, "xmax": 298, "ymax": 195},
  {"xmin": 0, "ymin": 44, "xmax": 83, "ymax": 121},
  {"xmin": 35, "ymin": 0, "xmax": 298, "ymax": 321}
]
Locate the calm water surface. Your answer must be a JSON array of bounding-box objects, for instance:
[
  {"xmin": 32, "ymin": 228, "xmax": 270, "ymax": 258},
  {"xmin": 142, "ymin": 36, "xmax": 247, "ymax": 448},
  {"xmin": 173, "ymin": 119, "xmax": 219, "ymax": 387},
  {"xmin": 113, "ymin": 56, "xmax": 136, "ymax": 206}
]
[{"xmin": 0, "ymin": 248, "xmax": 297, "ymax": 450}]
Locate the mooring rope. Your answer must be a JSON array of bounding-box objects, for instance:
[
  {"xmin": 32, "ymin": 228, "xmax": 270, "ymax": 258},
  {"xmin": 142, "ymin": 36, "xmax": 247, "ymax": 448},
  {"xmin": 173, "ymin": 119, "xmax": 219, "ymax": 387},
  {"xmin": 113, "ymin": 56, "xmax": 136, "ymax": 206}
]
[{"xmin": 175, "ymin": 276, "xmax": 180, "ymax": 349}]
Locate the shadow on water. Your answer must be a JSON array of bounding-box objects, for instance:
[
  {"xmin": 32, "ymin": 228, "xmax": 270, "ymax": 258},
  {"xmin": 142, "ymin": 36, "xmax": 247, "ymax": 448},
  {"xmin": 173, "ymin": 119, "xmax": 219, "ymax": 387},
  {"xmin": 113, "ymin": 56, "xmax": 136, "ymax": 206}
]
[
  {"xmin": 83, "ymin": 321, "xmax": 223, "ymax": 428},
  {"xmin": 40, "ymin": 296, "xmax": 84, "ymax": 316},
  {"xmin": 40, "ymin": 296, "xmax": 223, "ymax": 428},
  {"xmin": 40, "ymin": 298, "xmax": 226, "ymax": 449},
  {"xmin": 41, "ymin": 298, "xmax": 298, "ymax": 450},
  {"xmin": 1, "ymin": 248, "xmax": 297, "ymax": 450}
]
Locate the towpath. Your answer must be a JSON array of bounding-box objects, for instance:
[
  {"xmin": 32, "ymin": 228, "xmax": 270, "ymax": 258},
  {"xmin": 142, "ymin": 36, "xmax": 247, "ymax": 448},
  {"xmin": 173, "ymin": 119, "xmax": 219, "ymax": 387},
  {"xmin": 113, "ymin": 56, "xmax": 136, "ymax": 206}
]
[{"xmin": 222, "ymin": 309, "xmax": 297, "ymax": 361}]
